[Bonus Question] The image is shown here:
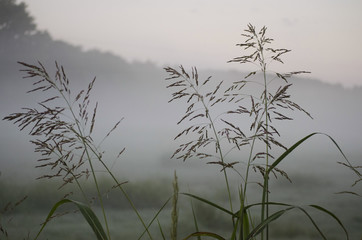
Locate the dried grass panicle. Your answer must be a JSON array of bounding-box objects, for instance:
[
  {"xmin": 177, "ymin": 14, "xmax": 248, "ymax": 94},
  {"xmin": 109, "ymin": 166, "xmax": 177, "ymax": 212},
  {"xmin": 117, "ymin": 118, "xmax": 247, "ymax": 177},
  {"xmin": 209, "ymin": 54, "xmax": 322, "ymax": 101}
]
[
  {"xmin": 226, "ymin": 24, "xmax": 311, "ymax": 150},
  {"xmin": 166, "ymin": 66, "xmax": 245, "ymax": 171},
  {"xmin": 3, "ymin": 62, "xmax": 116, "ymax": 187},
  {"xmin": 165, "ymin": 24, "xmax": 312, "ymax": 178}
]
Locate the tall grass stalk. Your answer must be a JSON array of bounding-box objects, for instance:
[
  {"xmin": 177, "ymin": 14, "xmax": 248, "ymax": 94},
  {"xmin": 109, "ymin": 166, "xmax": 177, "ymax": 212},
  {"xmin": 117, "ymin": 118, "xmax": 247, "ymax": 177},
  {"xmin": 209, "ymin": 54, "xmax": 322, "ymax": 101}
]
[
  {"xmin": 227, "ymin": 24, "xmax": 312, "ymax": 240},
  {"xmin": 165, "ymin": 23, "xmax": 348, "ymax": 240},
  {"xmin": 3, "ymin": 61, "xmax": 154, "ymax": 240},
  {"xmin": 171, "ymin": 171, "xmax": 179, "ymax": 240},
  {"xmin": 166, "ymin": 69, "xmax": 235, "ymax": 213}
]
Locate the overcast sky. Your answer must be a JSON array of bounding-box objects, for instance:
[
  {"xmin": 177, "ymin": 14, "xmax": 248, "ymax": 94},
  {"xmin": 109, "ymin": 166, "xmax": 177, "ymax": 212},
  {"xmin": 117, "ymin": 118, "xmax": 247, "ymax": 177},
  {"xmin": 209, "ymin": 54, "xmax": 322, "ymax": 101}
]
[{"xmin": 21, "ymin": 0, "xmax": 362, "ymax": 87}]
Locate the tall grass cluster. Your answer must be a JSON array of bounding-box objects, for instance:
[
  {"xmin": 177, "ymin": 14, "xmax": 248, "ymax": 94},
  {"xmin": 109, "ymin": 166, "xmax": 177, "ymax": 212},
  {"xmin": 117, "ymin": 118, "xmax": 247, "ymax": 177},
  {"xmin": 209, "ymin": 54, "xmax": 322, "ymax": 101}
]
[{"xmin": 2, "ymin": 24, "xmax": 360, "ymax": 240}]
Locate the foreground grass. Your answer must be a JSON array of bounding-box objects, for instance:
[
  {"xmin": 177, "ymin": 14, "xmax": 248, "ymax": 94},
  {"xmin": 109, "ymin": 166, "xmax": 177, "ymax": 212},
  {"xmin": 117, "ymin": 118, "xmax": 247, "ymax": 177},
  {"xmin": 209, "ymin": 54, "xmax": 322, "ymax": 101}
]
[
  {"xmin": 2, "ymin": 24, "xmax": 360, "ymax": 239},
  {"xmin": 1, "ymin": 175, "xmax": 361, "ymax": 239}
]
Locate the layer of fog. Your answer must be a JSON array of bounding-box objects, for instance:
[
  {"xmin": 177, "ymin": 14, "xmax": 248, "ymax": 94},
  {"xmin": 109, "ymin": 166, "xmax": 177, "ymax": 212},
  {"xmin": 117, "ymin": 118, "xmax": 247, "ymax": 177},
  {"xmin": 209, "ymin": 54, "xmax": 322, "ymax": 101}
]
[{"xmin": 1, "ymin": 62, "xmax": 361, "ymax": 190}]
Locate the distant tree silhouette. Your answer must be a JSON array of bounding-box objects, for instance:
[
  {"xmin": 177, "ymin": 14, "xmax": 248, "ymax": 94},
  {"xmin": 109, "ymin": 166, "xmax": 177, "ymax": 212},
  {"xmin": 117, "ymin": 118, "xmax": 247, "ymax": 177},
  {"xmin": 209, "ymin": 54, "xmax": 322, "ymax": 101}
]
[
  {"xmin": 0, "ymin": 0, "xmax": 37, "ymax": 41},
  {"xmin": 0, "ymin": 0, "xmax": 141, "ymax": 80}
]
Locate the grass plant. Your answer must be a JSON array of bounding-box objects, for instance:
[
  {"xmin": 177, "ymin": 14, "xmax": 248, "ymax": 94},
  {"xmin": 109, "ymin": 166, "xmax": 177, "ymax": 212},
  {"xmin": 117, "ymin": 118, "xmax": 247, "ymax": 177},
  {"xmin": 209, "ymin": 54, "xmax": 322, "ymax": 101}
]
[
  {"xmin": 3, "ymin": 61, "xmax": 154, "ymax": 240},
  {"xmin": 164, "ymin": 24, "xmax": 350, "ymax": 240},
  {"xmin": 2, "ymin": 23, "xmax": 354, "ymax": 239}
]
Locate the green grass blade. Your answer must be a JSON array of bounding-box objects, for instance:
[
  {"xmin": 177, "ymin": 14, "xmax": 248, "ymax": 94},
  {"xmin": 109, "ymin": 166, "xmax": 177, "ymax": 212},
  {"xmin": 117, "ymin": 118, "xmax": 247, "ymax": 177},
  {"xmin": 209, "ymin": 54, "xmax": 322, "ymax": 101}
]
[
  {"xmin": 267, "ymin": 133, "xmax": 318, "ymax": 175},
  {"xmin": 230, "ymin": 216, "xmax": 239, "ymax": 240},
  {"xmin": 267, "ymin": 132, "xmax": 351, "ymax": 175},
  {"xmin": 181, "ymin": 193, "xmax": 234, "ymax": 216},
  {"xmin": 260, "ymin": 132, "xmax": 320, "ymax": 232},
  {"xmin": 242, "ymin": 202, "xmax": 347, "ymax": 240},
  {"xmin": 74, "ymin": 200, "xmax": 109, "ymax": 240},
  {"xmin": 242, "ymin": 209, "xmax": 250, "ymax": 239},
  {"xmin": 189, "ymin": 197, "xmax": 202, "ymax": 240},
  {"xmin": 295, "ymin": 206, "xmax": 327, "ymax": 240},
  {"xmin": 310, "ymin": 204, "xmax": 349, "ymax": 240},
  {"xmin": 230, "ymin": 211, "xmax": 249, "ymax": 240},
  {"xmin": 242, "ymin": 202, "xmax": 291, "ymax": 213},
  {"xmin": 138, "ymin": 197, "xmax": 171, "ymax": 240},
  {"xmin": 84, "ymin": 140, "xmax": 153, "ymax": 239},
  {"xmin": 231, "ymin": 187, "xmax": 250, "ymax": 240},
  {"xmin": 34, "ymin": 198, "xmax": 108, "ymax": 240},
  {"xmin": 239, "ymin": 185, "xmax": 250, "ymax": 240},
  {"xmin": 183, "ymin": 232, "xmax": 226, "ymax": 240},
  {"xmin": 246, "ymin": 207, "xmax": 293, "ymax": 239},
  {"xmin": 157, "ymin": 219, "xmax": 166, "ymax": 240}
]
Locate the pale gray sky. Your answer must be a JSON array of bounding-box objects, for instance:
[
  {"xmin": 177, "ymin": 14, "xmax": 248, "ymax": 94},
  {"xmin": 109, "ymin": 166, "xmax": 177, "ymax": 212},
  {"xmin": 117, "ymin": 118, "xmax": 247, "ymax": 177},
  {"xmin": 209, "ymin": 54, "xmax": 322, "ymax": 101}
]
[{"xmin": 21, "ymin": 0, "xmax": 362, "ymax": 87}]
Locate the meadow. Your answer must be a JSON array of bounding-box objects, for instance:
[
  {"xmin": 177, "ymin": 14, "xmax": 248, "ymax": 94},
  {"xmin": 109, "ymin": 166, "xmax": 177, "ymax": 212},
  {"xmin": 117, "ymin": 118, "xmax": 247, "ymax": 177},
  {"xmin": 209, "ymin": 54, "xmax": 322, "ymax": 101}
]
[
  {"xmin": 1, "ymin": 24, "xmax": 361, "ymax": 240},
  {"xmin": 1, "ymin": 170, "xmax": 361, "ymax": 239}
]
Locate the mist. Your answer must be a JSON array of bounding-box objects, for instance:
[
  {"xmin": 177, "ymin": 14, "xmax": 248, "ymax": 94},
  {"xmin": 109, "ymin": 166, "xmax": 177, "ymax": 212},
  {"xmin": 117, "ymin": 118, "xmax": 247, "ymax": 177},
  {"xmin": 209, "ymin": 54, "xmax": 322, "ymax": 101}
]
[
  {"xmin": 1, "ymin": 1, "xmax": 361, "ymax": 239},
  {"xmin": 1, "ymin": 0, "xmax": 362, "ymax": 195},
  {"xmin": 2, "ymin": 55, "xmax": 362, "ymax": 181}
]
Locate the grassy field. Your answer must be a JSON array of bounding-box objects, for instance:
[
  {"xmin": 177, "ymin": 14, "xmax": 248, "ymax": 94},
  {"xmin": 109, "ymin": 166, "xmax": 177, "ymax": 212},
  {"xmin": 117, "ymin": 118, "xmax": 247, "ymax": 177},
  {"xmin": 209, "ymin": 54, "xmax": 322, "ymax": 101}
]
[
  {"xmin": 2, "ymin": 24, "xmax": 361, "ymax": 240},
  {"xmin": 1, "ymin": 174, "xmax": 361, "ymax": 239}
]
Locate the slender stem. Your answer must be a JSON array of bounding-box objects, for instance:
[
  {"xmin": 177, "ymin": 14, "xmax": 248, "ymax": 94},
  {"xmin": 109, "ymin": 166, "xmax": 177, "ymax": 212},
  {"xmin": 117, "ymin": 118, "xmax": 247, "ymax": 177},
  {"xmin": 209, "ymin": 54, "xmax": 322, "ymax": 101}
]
[
  {"xmin": 47, "ymin": 73, "xmax": 112, "ymax": 239},
  {"xmin": 82, "ymin": 139, "xmax": 111, "ymax": 239},
  {"xmin": 39, "ymin": 72, "xmax": 89, "ymax": 204},
  {"xmin": 238, "ymin": 184, "xmax": 245, "ymax": 239},
  {"xmin": 187, "ymin": 79, "xmax": 234, "ymax": 214},
  {"xmin": 257, "ymin": 37, "xmax": 270, "ymax": 240},
  {"xmin": 262, "ymin": 66, "xmax": 270, "ymax": 240},
  {"xmin": 241, "ymin": 117, "xmax": 263, "ymax": 240},
  {"xmin": 207, "ymin": 108, "xmax": 234, "ymax": 213},
  {"xmin": 84, "ymin": 140, "xmax": 154, "ymax": 240}
]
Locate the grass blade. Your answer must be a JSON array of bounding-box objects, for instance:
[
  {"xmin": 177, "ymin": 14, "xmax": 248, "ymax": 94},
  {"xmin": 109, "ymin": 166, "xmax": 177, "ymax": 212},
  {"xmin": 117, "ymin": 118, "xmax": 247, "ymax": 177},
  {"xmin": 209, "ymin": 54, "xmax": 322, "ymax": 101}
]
[
  {"xmin": 242, "ymin": 202, "xmax": 348, "ymax": 240},
  {"xmin": 241, "ymin": 206, "xmax": 250, "ymax": 239},
  {"xmin": 310, "ymin": 204, "xmax": 349, "ymax": 240},
  {"xmin": 246, "ymin": 205, "xmax": 327, "ymax": 240},
  {"xmin": 181, "ymin": 193, "xmax": 234, "ymax": 216},
  {"xmin": 267, "ymin": 132, "xmax": 350, "ymax": 175},
  {"xmin": 295, "ymin": 207, "xmax": 327, "ymax": 240},
  {"xmin": 34, "ymin": 198, "xmax": 108, "ymax": 240},
  {"xmin": 246, "ymin": 207, "xmax": 293, "ymax": 239},
  {"xmin": 138, "ymin": 197, "xmax": 171, "ymax": 240},
  {"xmin": 183, "ymin": 232, "xmax": 226, "ymax": 240},
  {"xmin": 189, "ymin": 196, "xmax": 201, "ymax": 240},
  {"xmin": 267, "ymin": 133, "xmax": 318, "ymax": 174},
  {"xmin": 157, "ymin": 219, "xmax": 166, "ymax": 240},
  {"xmin": 231, "ymin": 187, "xmax": 250, "ymax": 240},
  {"xmin": 242, "ymin": 202, "xmax": 291, "ymax": 212}
]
